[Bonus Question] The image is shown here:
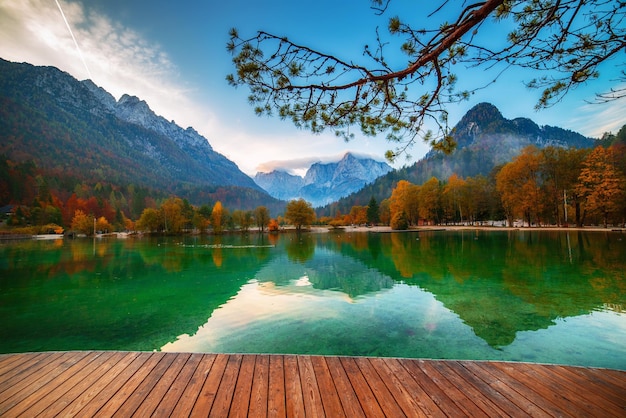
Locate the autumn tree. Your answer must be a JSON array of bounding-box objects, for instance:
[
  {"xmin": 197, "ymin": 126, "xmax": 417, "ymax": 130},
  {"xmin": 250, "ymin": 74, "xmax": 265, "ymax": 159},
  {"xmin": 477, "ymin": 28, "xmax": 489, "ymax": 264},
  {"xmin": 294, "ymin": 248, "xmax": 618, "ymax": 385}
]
[
  {"xmin": 349, "ymin": 205, "xmax": 368, "ymax": 225},
  {"xmin": 541, "ymin": 146, "xmax": 588, "ymax": 226},
  {"xmin": 389, "ymin": 180, "xmax": 420, "ymax": 226},
  {"xmin": 228, "ymin": 1, "xmax": 624, "ymax": 159},
  {"xmin": 285, "ymin": 198, "xmax": 316, "ymax": 230},
  {"xmin": 211, "ymin": 201, "xmax": 226, "ymax": 234},
  {"xmin": 95, "ymin": 216, "xmax": 112, "ymax": 234},
  {"xmin": 442, "ymin": 174, "xmax": 466, "ymax": 224},
  {"xmin": 418, "ymin": 177, "xmax": 442, "ymax": 224},
  {"xmin": 254, "ymin": 206, "xmax": 270, "ymax": 232},
  {"xmin": 136, "ymin": 208, "xmax": 162, "ymax": 232},
  {"xmin": 161, "ymin": 197, "xmax": 188, "ymax": 234},
  {"xmin": 268, "ymin": 218, "xmax": 280, "ymax": 232},
  {"xmin": 576, "ymin": 146, "xmax": 626, "ymax": 227},
  {"xmin": 232, "ymin": 209, "xmax": 254, "ymax": 231},
  {"xmin": 496, "ymin": 146, "xmax": 544, "ymax": 226},
  {"xmin": 71, "ymin": 210, "xmax": 94, "ymax": 236}
]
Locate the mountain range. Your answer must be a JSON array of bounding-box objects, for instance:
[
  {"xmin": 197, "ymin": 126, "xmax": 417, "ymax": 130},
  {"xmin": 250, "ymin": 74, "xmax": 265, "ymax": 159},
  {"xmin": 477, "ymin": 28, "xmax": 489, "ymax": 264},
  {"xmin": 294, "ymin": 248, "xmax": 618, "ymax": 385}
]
[
  {"xmin": 0, "ymin": 58, "xmax": 279, "ymax": 211},
  {"xmin": 319, "ymin": 102, "xmax": 596, "ymax": 215},
  {"xmin": 254, "ymin": 153, "xmax": 393, "ymax": 207},
  {"xmin": 0, "ymin": 58, "xmax": 600, "ymax": 217}
]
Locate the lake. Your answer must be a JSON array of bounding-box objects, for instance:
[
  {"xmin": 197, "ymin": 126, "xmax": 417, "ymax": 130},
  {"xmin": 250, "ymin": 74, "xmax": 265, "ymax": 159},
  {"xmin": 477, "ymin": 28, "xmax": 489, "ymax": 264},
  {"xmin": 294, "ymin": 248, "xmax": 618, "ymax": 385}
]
[{"xmin": 1, "ymin": 229, "xmax": 624, "ymax": 370}]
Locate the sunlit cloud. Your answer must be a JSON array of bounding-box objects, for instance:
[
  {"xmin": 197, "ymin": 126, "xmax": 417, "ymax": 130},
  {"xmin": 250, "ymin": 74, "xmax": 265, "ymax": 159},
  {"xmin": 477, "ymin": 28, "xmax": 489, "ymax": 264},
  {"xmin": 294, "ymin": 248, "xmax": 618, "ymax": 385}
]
[{"xmin": 0, "ymin": 0, "xmax": 212, "ymax": 135}]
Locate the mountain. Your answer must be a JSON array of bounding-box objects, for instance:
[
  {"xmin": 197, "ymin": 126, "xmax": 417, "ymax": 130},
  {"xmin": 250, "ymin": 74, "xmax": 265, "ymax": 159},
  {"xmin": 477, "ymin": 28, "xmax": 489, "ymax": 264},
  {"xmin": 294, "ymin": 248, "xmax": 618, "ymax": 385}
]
[
  {"xmin": 0, "ymin": 58, "xmax": 279, "ymax": 210},
  {"xmin": 319, "ymin": 102, "xmax": 596, "ymax": 215},
  {"xmin": 255, "ymin": 153, "xmax": 393, "ymax": 207}
]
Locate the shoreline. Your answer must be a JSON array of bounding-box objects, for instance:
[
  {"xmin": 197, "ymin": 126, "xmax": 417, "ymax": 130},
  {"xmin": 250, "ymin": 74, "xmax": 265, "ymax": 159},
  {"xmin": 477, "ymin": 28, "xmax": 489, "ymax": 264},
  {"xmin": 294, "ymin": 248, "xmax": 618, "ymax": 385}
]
[
  {"xmin": 310, "ymin": 225, "xmax": 625, "ymax": 233},
  {"xmin": 1, "ymin": 225, "xmax": 623, "ymax": 241}
]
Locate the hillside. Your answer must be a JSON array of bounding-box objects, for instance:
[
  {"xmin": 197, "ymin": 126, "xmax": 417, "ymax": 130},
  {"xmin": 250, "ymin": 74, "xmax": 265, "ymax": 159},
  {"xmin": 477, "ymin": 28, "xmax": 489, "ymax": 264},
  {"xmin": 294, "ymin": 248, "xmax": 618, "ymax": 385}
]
[
  {"xmin": 0, "ymin": 58, "xmax": 281, "ymax": 211},
  {"xmin": 319, "ymin": 102, "xmax": 597, "ymax": 215}
]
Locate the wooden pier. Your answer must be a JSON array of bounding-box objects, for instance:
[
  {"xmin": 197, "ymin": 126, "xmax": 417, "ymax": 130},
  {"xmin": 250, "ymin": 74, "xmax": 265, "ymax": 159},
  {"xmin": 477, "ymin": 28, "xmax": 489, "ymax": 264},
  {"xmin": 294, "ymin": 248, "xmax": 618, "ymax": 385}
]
[{"xmin": 0, "ymin": 351, "xmax": 624, "ymax": 417}]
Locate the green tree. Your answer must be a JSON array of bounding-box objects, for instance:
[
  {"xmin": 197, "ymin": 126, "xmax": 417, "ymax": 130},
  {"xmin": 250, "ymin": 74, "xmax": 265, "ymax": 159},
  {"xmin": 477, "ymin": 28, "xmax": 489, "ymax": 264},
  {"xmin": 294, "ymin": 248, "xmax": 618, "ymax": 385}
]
[
  {"xmin": 228, "ymin": 1, "xmax": 624, "ymax": 159},
  {"xmin": 366, "ymin": 197, "xmax": 380, "ymax": 225},
  {"xmin": 285, "ymin": 199, "xmax": 315, "ymax": 230}
]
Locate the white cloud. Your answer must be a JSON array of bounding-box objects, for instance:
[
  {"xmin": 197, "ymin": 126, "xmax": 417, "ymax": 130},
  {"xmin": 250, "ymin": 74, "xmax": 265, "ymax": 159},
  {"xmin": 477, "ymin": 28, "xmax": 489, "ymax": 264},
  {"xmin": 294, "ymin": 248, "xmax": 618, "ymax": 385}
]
[{"xmin": 0, "ymin": 0, "xmax": 213, "ymax": 136}]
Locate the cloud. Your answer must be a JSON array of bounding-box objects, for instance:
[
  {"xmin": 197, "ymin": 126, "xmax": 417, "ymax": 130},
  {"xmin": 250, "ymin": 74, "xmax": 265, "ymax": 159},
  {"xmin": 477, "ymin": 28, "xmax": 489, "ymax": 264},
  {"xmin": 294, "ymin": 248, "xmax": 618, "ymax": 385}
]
[
  {"xmin": 255, "ymin": 150, "xmax": 387, "ymax": 176},
  {"xmin": 0, "ymin": 0, "xmax": 212, "ymax": 135}
]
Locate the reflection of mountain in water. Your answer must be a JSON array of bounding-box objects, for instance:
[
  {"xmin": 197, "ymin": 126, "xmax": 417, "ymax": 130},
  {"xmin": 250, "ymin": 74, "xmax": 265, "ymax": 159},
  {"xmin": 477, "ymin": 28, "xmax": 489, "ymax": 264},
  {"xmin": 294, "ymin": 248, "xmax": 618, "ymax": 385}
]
[
  {"xmin": 0, "ymin": 238, "xmax": 274, "ymax": 353},
  {"xmin": 315, "ymin": 231, "xmax": 625, "ymax": 348},
  {"xmin": 255, "ymin": 247, "xmax": 395, "ymax": 298}
]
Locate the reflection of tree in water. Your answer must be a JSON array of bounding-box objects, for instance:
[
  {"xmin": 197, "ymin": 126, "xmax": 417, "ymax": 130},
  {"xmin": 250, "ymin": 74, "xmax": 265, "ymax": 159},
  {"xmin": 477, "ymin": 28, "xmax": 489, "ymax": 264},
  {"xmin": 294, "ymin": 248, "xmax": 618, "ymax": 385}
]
[
  {"xmin": 304, "ymin": 250, "xmax": 395, "ymax": 298},
  {"xmin": 328, "ymin": 230, "xmax": 625, "ymax": 348},
  {"xmin": 285, "ymin": 232, "xmax": 315, "ymax": 263}
]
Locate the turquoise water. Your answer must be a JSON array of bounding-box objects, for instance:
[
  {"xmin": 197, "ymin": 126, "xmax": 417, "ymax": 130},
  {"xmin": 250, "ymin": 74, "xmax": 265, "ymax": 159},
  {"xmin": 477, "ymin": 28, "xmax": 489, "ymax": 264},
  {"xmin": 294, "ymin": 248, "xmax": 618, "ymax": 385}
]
[{"xmin": 1, "ymin": 230, "xmax": 624, "ymax": 370}]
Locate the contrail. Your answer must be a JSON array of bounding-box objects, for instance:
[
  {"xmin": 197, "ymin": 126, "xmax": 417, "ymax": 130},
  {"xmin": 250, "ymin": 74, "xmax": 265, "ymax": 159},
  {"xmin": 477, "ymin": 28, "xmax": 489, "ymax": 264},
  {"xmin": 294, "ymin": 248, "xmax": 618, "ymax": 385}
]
[{"xmin": 54, "ymin": 0, "xmax": 92, "ymax": 79}]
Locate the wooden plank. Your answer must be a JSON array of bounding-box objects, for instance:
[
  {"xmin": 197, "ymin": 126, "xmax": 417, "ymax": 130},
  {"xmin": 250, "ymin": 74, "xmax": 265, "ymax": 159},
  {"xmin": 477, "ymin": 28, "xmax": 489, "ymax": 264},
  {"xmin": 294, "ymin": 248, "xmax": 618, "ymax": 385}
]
[
  {"xmin": 310, "ymin": 356, "xmax": 346, "ymax": 418},
  {"xmin": 40, "ymin": 351, "xmax": 129, "ymax": 418},
  {"xmin": 484, "ymin": 361, "xmax": 571, "ymax": 417},
  {"xmin": 411, "ymin": 360, "xmax": 488, "ymax": 418},
  {"xmin": 324, "ymin": 357, "xmax": 365, "ymax": 417},
  {"xmin": 190, "ymin": 353, "xmax": 229, "ymax": 417},
  {"xmin": 131, "ymin": 352, "xmax": 191, "ymax": 417},
  {"xmin": 463, "ymin": 361, "xmax": 552, "ymax": 417},
  {"xmin": 152, "ymin": 353, "xmax": 203, "ymax": 417},
  {"xmin": 0, "ymin": 352, "xmax": 624, "ymax": 417},
  {"xmin": 268, "ymin": 354, "xmax": 286, "ymax": 417},
  {"xmin": 248, "ymin": 354, "xmax": 269, "ymax": 418},
  {"xmin": 371, "ymin": 357, "xmax": 443, "ymax": 417},
  {"xmin": 297, "ymin": 355, "xmax": 325, "ymax": 417},
  {"xmin": 444, "ymin": 360, "xmax": 523, "ymax": 417},
  {"xmin": 352, "ymin": 357, "xmax": 406, "ymax": 418},
  {"xmin": 338, "ymin": 356, "xmax": 385, "ymax": 417},
  {"xmin": 0, "ymin": 352, "xmax": 45, "ymax": 378},
  {"xmin": 208, "ymin": 354, "xmax": 243, "ymax": 417},
  {"xmin": 561, "ymin": 366, "xmax": 626, "ymax": 403},
  {"xmin": 57, "ymin": 351, "xmax": 145, "ymax": 417},
  {"xmin": 400, "ymin": 359, "xmax": 473, "ymax": 418},
  {"xmin": 87, "ymin": 352, "xmax": 163, "ymax": 417},
  {"xmin": 427, "ymin": 360, "xmax": 509, "ymax": 417},
  {"xmin": 10, "ymin": 351, "xmax": 114, "ymax": 417},
  {"xmin": 229, "ymin": 354, "xmax": 256, "ymax": 418},
  {"xmin": 104, "ymin": 352, "xmax": 176, "ymax": 417},
  {"xmin": 0, "ymin": 352, "xmax": 88, "ymax": 415},
  {"xmin": 2, "ymin": 351, "xmax": 101, "ymax": 417},
  {"xmin": 550, "ymin": 364, "xmax": 626, "ymax": 411},
  {"xmin": 169, "ymin": 354, "xmax": 217, "ymax": 417},
  {"xmin": 284, "ymin": 355, "xmax": 306, "ymax": 418},
  {"xmin": 0, "ymin": 352, "xmax": 59, "ymax": 399},
  {"xmin": 518, "ymin": 362, "xmax": 610, "ymax": 417}
]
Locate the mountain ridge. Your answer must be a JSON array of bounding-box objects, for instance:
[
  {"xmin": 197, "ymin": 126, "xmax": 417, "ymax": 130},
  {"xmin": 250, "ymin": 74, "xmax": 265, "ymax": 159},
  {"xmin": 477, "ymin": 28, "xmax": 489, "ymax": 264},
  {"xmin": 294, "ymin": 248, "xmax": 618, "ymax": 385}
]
[
  {"xmin": 254, "ymin": 152, "xmax": 393, "ymax": 207},
  {"xmin": 318, "ymin": 102, "xmax": 597, "ymax": 215},
  {"xmin": 0, "ymin": 58, "xmax": 277, "ymax": 210}
]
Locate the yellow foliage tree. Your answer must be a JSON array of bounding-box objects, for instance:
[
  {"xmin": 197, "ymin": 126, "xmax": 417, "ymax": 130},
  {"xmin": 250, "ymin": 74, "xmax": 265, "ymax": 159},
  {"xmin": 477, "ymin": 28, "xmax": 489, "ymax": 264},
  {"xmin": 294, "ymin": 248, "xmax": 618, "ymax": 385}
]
[
  {"xmin": 389, "ymin": 180, "xmax": 420, "ymax": 226},
  {"xmin": 576, "ymin": 146, "xmax": 626, "ymax": 227},
  {"xmin": 211, "ymin": 201, "xmax": 225, "ymax": 234},
  {"xmin": 285, "ymin": 199, "xmax": 315, "ymax": 230},
  {"xmin": 71, "ymin": 209, "xmax": 95, "ymax": 236}
]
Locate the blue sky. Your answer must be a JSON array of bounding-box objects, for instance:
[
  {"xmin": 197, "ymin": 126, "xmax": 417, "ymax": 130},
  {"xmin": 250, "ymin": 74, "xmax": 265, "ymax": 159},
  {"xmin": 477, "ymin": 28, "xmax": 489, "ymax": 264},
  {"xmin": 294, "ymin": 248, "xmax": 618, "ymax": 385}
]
[{"xmin": 1, "ymin": 0, "xmax": 623, "ymax": 175}]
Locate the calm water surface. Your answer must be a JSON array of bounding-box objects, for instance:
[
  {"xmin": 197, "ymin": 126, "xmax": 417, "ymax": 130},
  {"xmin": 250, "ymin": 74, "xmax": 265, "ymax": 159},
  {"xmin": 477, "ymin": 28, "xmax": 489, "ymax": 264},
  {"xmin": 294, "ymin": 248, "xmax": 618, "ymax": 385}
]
[{"xmin": 1, "ymin": 230, "xmax": 624, "ymax": 369}]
